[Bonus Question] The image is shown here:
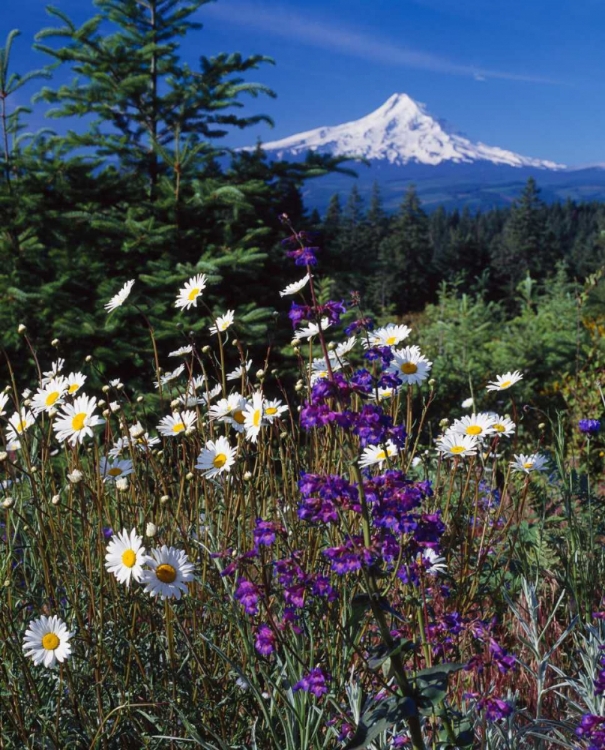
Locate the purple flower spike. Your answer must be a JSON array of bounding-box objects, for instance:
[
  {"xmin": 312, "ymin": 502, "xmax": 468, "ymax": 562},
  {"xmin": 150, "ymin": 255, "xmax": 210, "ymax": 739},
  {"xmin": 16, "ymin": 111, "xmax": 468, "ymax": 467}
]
[
  {"xmin": 293, "ymin": 667, "xmax": 331, "ymax": 697},
  {"xmin": 579, "ymin": 419, "xmax": 601, "ymax": 435}
]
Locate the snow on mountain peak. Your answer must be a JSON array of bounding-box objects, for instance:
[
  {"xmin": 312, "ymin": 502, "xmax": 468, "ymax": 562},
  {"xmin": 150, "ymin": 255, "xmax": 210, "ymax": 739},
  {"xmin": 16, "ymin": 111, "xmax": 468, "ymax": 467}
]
[{"xmin": 259, "ymin": 93, "xmax": 565, "ymax": 170}]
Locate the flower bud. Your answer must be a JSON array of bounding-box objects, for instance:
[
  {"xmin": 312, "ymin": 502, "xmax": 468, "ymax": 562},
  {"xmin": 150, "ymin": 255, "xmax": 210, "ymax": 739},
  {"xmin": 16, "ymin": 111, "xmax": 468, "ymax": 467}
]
[
  {"xmin": 68, "ymin": 470, "xmax": 83, "ymax": 484},
  {"xmin": 146, "ymin": 522, "xmax": 157, "ymax": 537},
  {"xmin": 295, "ymin": 382, "xmax": 303, "ymax": 391},
  {"xmin": 186, "ymin": 472, "xmax": 194, "ymax": 480},
  {"xmin": 85, "ymin": 355, "xmax": 92, "ymax": 362},
  {"xmin": 102, "ymin": 385, "xmax": 110, "ymax": 393},
  {"xmin": 51, "ymin": 494, "xmax": 61, "ymax": 505},
  {"xmin": 243, "ymin": 471, "xmax": 252, "ymax": 481},
  {"xmin": 2, "ymin": 496, "xmax": 14, "ymax": 508},
  {"xmin": 0, "ymin": 452, "xmax": 7, "ymax": 462},
  {"xmin": 428, "ymin": 378, "xmax": 436, "ymax": 387},
  {"xmin": 256, "ymin": 369, "xmax": 265, "ymax": 379},
  {"xmin": 116, "ymin": 477, "xmax": 129, "ymax": 491},
  {"xmin": 202, "ymin": 345, "xmax": 211, "ymax": 353},
  {"xmin": 160, "ymin": 494, "xmax": 169, "ymax": 505},
  {"xmin": 98, "ymin": 399, "xmax": 106, "ymax": 407},
  {"xmin": 17, "ymin": 324, "xmax": 26, "ymax": 334},
  {"xmin": 51, "ymin": 338, "xmax": 60, "ymax": 347},
  {"xmin": 137, "ymin": 396, "xmax": 144, "ymax": 403}
]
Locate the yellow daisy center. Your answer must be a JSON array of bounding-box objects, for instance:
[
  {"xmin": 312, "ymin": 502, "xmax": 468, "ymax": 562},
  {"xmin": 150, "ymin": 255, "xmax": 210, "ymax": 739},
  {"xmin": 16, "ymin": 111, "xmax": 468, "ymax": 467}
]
[
  {"xmin": 233, "ymin": 410, "xmax": 245, "ymax": 425},
  {"xmin": 401, "ymin": 362, "xmax": 418, "ymax": 375},
  {"xmin": 523, "ymin": 462, "xmax": 534, "ymax": 469},
  {"xmin": 386, "ymin": 335, "xmax": 398, "ymax": 345},
  {"xmin": 219, "ymin": 321, "xmax": 229, "ymax": 330},
  {"xmin": 15, "ymin": 420, "xmax": 27, "ymax": 433},
  {"xmin": 376, "ymin": 450, "xmax": 386, "ymax": 461},
  {"xmin": 45, "ymin": 391, "xmax": 60, "ymax": 406},
  {"xmin": 213, "ymin": 453, "xmax": 227, "ymax": 469},
  {"xmin": 265, "ymin": 407, "xmax": 278, "ymax": 415},
  {"xmin": 450, "ymin": 445, "xmax": 465, "ymax": 454},
  {"xmin": 121, "ymin": 549, "xmax": 136, "ymax": 568},
  {"xmin": 499, "ymin": 380, "xmax": 512, "ymax": 388},
  {"xmin": 42, "ymin": 632, "xmax": 60, "ymax": 650},
  {"xmin": 253, "ymin": 410, "xmax": 261, "ymax": 427},
  {"xmin": 187, "ymin": 287, "xmax": 200, "ymax": 301},
  {"xmin": 72, "ymin": 412, "xmax": 87, "ymax": 431},
  {"xmin": 493, "ymin": 424, "xmax": 505, "ymax": 432},
  {"xmin": 68, "ymin": 383, "xmax": 80, "ymax": 394},
  {"xmin": 466, "ymin": 425, "xmax": 483, "ymax": 435},
  {"xmin": 172, "ymin": 422, "xmax": 185, "ymax": 433},
  {"xmin": 108, "ymin": 467, "xmax": 123, "ymax": 476},
  {"xmin": 156, "ymin": 563, "xmax": 177, "ymax": 583}
]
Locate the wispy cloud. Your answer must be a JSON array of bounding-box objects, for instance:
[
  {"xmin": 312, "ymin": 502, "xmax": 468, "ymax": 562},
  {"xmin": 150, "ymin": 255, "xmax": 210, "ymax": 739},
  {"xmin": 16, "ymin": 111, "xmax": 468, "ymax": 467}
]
[{"xmin": 202, "ymin": 1, "xmax": 563, "ymax": 85}]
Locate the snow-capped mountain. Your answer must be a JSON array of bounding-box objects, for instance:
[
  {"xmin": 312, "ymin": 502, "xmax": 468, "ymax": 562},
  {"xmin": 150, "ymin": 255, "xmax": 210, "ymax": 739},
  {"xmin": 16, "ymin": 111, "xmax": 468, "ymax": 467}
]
[{"xmin": 260, "ymin": 93, "xmax": 565, "ymax": 170}]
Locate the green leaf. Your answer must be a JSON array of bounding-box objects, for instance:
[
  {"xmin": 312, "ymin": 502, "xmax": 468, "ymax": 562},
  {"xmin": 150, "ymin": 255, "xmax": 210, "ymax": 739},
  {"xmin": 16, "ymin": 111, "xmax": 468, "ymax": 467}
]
[{"xmin": 343, "ymin": 695, "xmax": 417, "ymax": 750}]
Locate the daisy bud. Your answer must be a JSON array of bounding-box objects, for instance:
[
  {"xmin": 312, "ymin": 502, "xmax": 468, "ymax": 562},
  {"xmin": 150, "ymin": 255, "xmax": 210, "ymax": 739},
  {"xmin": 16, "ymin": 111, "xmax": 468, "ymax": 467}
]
[
  {"xmin": 2, "ymin": 496, "xmax": 14, "ymax": 508},
  {"xmin": 3, "ymin": 385, "xmax": 10, "ymax": 393},
  {"xmin": 538, "ymin": 422, "xmax": 546, "ymax": 430},
  {"xmin": 116, "ymin": 477, "xmax": 129, "ymax": 491},
  {"xmin": 231, "ymin": 339, "xmax": 239, "ymax": 346},
  {"xmin": 327, "ymin": 342, "xmax": 335, "ymax": 350},
  {"xmin": 17, "ymin": 324, "xmax": 26, "ymax": 334},
  {"xmin": 102, "ymin": 385, "xmax": 110, "ymax": 392},
  {"xmin": 51, "ymin": 494, "xmax": 61, "ymax": 505},
  {"xmin": 271, "ymin": 369, "xmax": 278, "ymax": 375},
  {"xmin": 439, "ymin": 418, "xmax": 449, "ymax": 428},
  {"xmin": 295, "ymin": 383, "xmax": 303, "ymax": 392},
  {"xmin": 31, "ymin": 466, "xmax": 38, "ymax": 474},
  {"xmin": 137, "ymin": 396, "xmax": 144, "ymax": 403},
  {"xmin": 109, "ymin": 402, "xmax": 120, "ymax": 413},
  {"xmin": 51, "ymin": 338, "xmax": 60, "ymax": 347},
  {"xmin": 117, "ymin": 383, "xmax": 124, "ymax": 390},
  {"xmin": 23, "ymin": 399, "xmax": 32, "ymax": 407},
  {"xmin": 0, "ymin": 452, "xmax": 7, "ymax": 461},
  {"xmin": 170, "ymin": 399, "xmax": 180, "ymax": 408},
  {"xmin": 186, "ymin": 472, "xmax": 194, "ymax": 480},
  {"xmin": 146, "ymin": 522, "xmax": 157, "ymax": 537},
  {"xmin": 103, "ymin": 409, "xmax": 110, "ymax": 418},
  {"xmin": 98, "ymin": 399, "xmax": 106, "ymax": 407},
  {"xmin": 130, "ymin": 423, "xmax": 144, "ymax": 438},
  {"xmin": 85, "ymin": 355, "xmax": 92, "ymax": 362},
  {"xmin": 160, "ymin": 494, "xmax": 170, "ymax": 505},
  {"xmin": 68, "ymin": 470, "xmax": 83, "ymax": 484},
  {"xmin": 292, "ymin": 347, "xmax": 300, "ymax": 355},
  {"xmin": 280, "ymin": 431, "xmax": 288, "ymax": 439},
  {"xmin": 256, "ymin": 369, "xmax": 265, "ymax": 378},
  {"xmin": 429, "ymin": 378, "xmax": 436, "ymax": 387},
  {"xmin": 291, "ymin": 338, "xmax": 301, "ymax": 347},
  {"xmin": 243, "ymin": 471, "xmax": 252, "ymax": 481},
  {"xmin": 202, "ymin": 345, "xmax": 211, "ymax": 353}
]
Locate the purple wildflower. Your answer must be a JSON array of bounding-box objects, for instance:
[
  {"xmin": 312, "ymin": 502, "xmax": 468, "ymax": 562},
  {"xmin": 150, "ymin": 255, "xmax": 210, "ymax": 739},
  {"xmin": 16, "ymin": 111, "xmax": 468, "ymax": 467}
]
[
  {"xmin": 345, "ymin": 316, "xmax": 374, "ymax": 335},
  {"xmin": 489, "ymin": 639, "xmax": 516, "ymax": 674},
  {"xmin": 255, "ymin": 624, "xmax": 276, "ymax": 656},
  {"xmin": 234, "ymin": 579, "xmax": 261, "ymax": 615},
  {"xmin": 293, "ymin": 667, "xmax": 331, "ymax": 698},
  {"xmin": 579, "ymin": 419, "xmax": 601, "ymax": 435}
]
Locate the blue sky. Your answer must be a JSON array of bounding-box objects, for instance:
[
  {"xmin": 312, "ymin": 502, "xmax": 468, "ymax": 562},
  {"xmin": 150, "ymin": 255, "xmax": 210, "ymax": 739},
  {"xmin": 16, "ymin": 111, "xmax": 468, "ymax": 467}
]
[{"xmin": 2, "ymin": 0, "xmax": 605, "ymax": 166}]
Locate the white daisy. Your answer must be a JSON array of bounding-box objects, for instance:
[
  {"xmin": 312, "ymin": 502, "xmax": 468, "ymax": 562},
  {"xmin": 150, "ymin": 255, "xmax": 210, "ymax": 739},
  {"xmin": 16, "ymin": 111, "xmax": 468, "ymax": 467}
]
[
  {"xmin": 30, "ymin": 377, "xmax": 68, "ymax": 415},
  {"xmin": 436, "ymin": 432, "xmax": 478, "ymax": 458},
  {"xmin": 105, "ymin": 279, "xmax": 135, "ymax": 313},
  {"xmin": 421, "ymin": 548, "xmax": 448, "ymax": 576},
  {"xmin": 226, "ymin": 360, "xmax": 252, "ymax": 381},
  {"xmin": 209, "ymin": 310, "xmax": 235, "ymax": 335},
  {"xmin": 154, "ymin": 364, "xmax": 185, "ymax": 389},
  {"xmin": 510, "ymin": 453, "xmax": 549, "ymax": 474},
  {"xmin": 370, "ymin": 386, "xmax": 401, "ymax": 402},
  {"xmin": 195, "ymin": 436, "xmax": 237, "ymax": 478},
  {"xmin": 209, "ymin": 393, "xmax": 248, "ymax": 425},
  {"xmin": 175, "ymin": 273, "xmax": 208, "ymax": 311},
  {"xmin": 141, "ymin": 545, "xmax": 195, "ymax": 600},
  {"xmin": 388, "ymin": 346, "xmax": 432, "ymax": 385},
  {"xmin": 243, "ymin": 391, "xmax": 264, "ymax": 443},
  {"xmin": 197, "ymin": 382, "xmax": 222, "ymax": 405},
  {"xmin": 109, "ymin": 378, "xmax": 123, "ymax": 388},
  {"xmin": 364, "ymin": 323, "xmax": 411, "ymax": 349},
  {"xmin": 99, "ymin": 457, "xmax": 134, "ymax": 482},
  {"xmin": 335, "ymin": 336, "xmax": 357, "ymax": 358},
  {"xmin": 358, "ymin": 440, "xmax": 399, "ymax": 469},
  {"xmin": 7, "ymin": 408, "xmax": 36, "ymax": 442},
  {"xmin": 168, "ymin": 345, "xmax": 193, "ymax": 357},
  {"xmin": 41, "ymin": 359, "xmax": 65, "ymax": 386},
  {"xmin": 0, "ymin": 392, "xmax": 10, "ymax": 417},
  {"xmin": 65, "ymin": 372, "xmax": 86, "ymax": 395},
  {"xmin": 105, "ymin": 528, "xmax": 146, "ymax": 587},
  {"xmin": 461, "ymin": 397, "xmax": 474, "ymax": 410},
  {"xmin": 157, "ymin": 410, "xmax": 197, "ymax": 437},
  {"xmin": 450, "ymin": 413, "xmax": 496, "ymax": 439},
  {"xmin": 491, "ymin": 415, "xmax": 516, "ymax": 437},
  {"xmin": 294, "ymin": 317, "xmax": 332, "ymax": 340},
  {"xmin": 310, "ymin": 354, "xmax": 344, "ymax": 384},
  {"xmin": 279, "ymin": 274, "xmax": 310, "ymax": 297},
  {"xmin": 53, "ymin": 394, "xmax": 105, "ymax": 446},
  {"xmin": 263, "ymin": 398, "xmax": 288, "ymax": 423},
  {"xmin": 23, "ymin": 615, "xmax": 72, "ymax": 668},
  {"xmin": 486, "ymin": 371, "xmax": 523, "ymax": 392}
]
